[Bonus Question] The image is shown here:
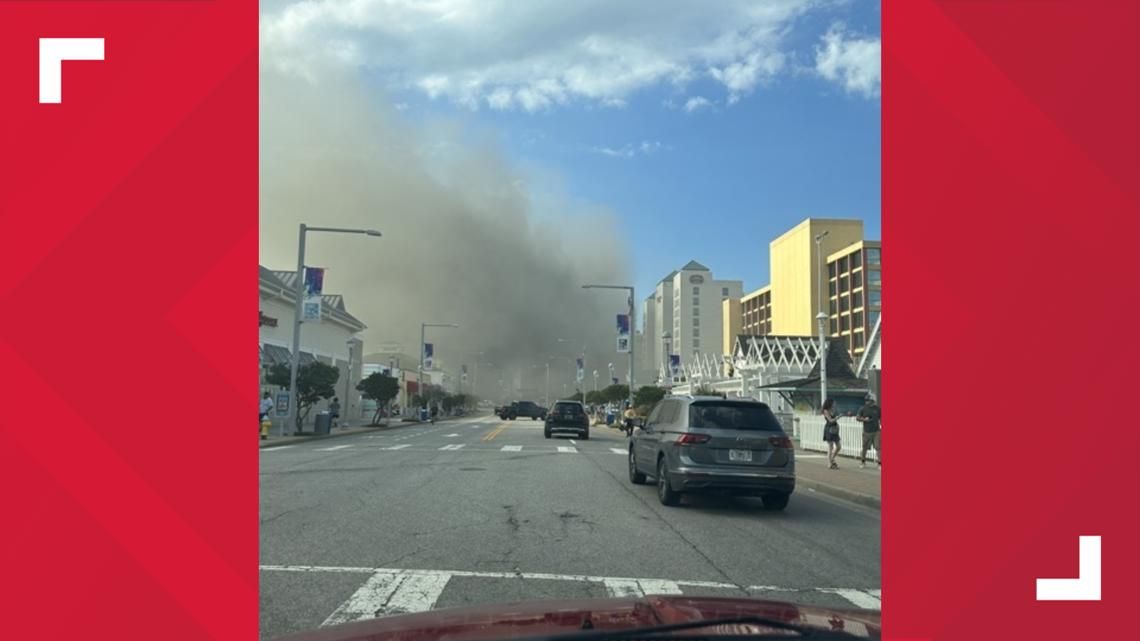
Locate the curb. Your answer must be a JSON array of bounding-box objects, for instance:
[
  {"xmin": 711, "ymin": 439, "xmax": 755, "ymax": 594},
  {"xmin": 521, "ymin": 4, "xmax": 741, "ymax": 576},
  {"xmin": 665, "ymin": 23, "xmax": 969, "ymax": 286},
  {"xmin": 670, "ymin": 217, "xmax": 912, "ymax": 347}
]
[
  {"xmin": 258, "ymin": 414, "xmax": 482, "ymax": 448},
  {"xmin": 796, "ymin": 476, "xmax": 881, "ymax": 510}
]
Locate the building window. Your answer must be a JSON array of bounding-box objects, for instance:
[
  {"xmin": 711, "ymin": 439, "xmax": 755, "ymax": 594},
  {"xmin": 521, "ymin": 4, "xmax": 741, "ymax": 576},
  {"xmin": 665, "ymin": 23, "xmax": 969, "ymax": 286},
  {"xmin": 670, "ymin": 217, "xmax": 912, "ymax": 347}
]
[
  {"xmin": 829, "ymin": 299, "xmax": 837, "ymax": 315},
  {"xmin": 830, "ymin": 318, "xmax": 838, "ymax": 334},
  {"xmin": 839, "ymin": 275, "xmax": 849, "ymax": 292},
  {"xmin": 722, "ymin": 287, "xmax": 729, "ymax": 297},
  {"xmin": 693, "ymin": 339, "xmax": 700, "ymax": 349},
  {"xmin": 692, "ymin": 286, "xmax": 699, "ymax": 295},
  {"xmin": 869, "ymin": 290, "xmax": 881, "ymax": 306},
  {"xmin": 828, "ymin": 262, "xmax": 836, "ymax": 278},
  {"xmin": 868, "ymin": 270, "xmax": 881, "ymax": 287},
  {"xmin": 853, "ymin": 331, "xmax": 865, "ymax": 349},
  {"xmin": 870, "ymin": 310, "xmax": 880, "ymax": 328},
  {"xmin": 692, "ymin": 307, "xmax": 699, "ymax": 316},
  {"xmin": 853, "ymin": 291, "xmax": 863, "ymax": 308},
  {"xmin": 692, "ymin": 297, "xmax": 699, "ymax": 306},
  {"xmin": 840, "ymin": 296, "xmax": 850, "ymax": 312},
  {"xmin": 693, "ymin": 328, "xmax": 699, "ymax": 337},
  {"xmin": 839, "ymin": 256, "xmax": 849, "ymax": 273},
  {"xmin": 693, "ymin": 318, "xmax": 700, "ymax": 326},
  {"xmin": 853, "ymin": 310, "xmax": 864, "ymax": 328},
  {"xmin": 851, "ymin": 250, "xmax": 862, "ymax": 269},
  {"xmin": 841, "ymin": 315, "xmax": 850, "ymax": 332},
  {"xmin": 829, "ymin": 280, "xmax": 836, "ymax": 296},
  {"xmin": 867, "ymin": 248, "xmax": 881, "ymax": 265}
]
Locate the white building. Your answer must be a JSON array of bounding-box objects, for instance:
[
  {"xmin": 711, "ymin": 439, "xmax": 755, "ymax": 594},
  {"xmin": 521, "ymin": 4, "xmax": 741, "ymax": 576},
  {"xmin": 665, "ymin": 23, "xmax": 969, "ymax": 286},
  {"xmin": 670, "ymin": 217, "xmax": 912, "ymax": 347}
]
[
  {"xmin": 259, "ymin": 266, "xmax": 366, "ymax": 426},
  {"xmin": 644, "ymin": 261, "xmax": 743, "ymax": 380}
]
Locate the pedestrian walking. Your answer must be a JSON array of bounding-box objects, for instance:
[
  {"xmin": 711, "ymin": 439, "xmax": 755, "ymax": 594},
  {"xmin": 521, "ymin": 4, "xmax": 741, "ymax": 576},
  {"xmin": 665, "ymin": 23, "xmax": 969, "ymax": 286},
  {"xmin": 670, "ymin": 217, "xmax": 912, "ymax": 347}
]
[
  {"xmin": 821, "ymin": 398, "xmax": 842, "ymax": 469},
  {"xmin": 856, "ymin": 394, "xmax": 882, "ymax": 468},
  {"xmin": 260, "ymin": 391, "xmax": 274, "ymax": 422},
  {"xmin": 430, "ymin": 404, "xmax": 438, "ymax": 424},
  {"xmin": 329, "ymin": 397, "xmax": 341, "ymax": 428}
]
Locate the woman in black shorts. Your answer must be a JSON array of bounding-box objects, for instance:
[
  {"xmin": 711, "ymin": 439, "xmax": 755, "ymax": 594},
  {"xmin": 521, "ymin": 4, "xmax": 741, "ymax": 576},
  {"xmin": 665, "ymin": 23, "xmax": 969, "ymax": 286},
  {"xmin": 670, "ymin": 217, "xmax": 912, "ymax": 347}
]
[{"xmin": 822, "ymin": 398, "xmax": 841, "ymax": 470}]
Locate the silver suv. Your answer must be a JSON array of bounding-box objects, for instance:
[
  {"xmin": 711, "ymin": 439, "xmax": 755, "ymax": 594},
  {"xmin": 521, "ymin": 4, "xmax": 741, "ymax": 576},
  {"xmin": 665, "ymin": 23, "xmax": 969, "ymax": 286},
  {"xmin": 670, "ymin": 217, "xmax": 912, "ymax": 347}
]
[{"xmin": 628, "ymin": 396, "xmax": 795, "ymax": 510}]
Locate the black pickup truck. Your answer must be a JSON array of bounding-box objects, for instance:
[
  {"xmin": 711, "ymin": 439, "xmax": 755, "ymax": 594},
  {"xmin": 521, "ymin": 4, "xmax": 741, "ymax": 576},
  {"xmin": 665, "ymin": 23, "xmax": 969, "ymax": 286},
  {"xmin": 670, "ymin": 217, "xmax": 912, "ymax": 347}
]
[{"xmin": 499, "ymin": 401, "xmax": 547, "ymax": 421}]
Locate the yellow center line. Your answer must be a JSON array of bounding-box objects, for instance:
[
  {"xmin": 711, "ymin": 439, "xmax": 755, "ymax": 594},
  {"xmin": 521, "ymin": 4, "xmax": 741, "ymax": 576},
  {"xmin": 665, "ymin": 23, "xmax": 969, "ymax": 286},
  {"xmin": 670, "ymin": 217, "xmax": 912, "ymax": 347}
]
[{"xmin": 482, "ymin": 425, "xmax": 506, "ymax": 442}]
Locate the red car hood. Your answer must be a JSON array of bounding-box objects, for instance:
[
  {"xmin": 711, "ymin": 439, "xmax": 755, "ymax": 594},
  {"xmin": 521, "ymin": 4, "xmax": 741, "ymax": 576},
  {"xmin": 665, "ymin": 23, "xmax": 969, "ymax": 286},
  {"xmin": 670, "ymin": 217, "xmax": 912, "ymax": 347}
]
[{"xmin": 271, "ymin": 595, "xmax": 881, "ymax": 641}]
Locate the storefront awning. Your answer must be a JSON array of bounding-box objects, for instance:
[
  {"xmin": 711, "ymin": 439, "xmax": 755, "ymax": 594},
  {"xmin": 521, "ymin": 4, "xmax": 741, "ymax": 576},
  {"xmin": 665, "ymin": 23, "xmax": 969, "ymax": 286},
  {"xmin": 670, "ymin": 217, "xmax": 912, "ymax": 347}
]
[{"xmin": 260, "ymin": 344, "xmax": 293, "ymax": 367}]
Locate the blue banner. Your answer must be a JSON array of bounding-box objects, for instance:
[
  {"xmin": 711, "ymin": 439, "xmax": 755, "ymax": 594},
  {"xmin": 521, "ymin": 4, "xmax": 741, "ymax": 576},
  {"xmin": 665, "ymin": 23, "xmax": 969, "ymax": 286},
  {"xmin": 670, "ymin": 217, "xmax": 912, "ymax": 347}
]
[{"xmin": 424, "ymin": 343, "xmax": 434, "ymax": 370}]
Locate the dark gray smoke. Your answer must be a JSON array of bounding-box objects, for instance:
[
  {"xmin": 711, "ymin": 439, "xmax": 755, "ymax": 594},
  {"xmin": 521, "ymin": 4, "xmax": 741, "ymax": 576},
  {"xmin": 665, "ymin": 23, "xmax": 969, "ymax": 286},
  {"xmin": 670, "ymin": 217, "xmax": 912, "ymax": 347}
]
[{"xmin": 259, "ymin": 68, "xmax": 632, "ymax": 399}]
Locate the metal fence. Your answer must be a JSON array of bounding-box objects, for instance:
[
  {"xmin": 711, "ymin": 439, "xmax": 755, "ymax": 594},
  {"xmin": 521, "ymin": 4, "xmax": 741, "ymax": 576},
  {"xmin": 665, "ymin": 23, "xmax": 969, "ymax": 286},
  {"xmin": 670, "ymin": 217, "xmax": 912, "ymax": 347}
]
[{"xmin": 794, "ymin": 413, "xmax": 879, "ymax": 462}]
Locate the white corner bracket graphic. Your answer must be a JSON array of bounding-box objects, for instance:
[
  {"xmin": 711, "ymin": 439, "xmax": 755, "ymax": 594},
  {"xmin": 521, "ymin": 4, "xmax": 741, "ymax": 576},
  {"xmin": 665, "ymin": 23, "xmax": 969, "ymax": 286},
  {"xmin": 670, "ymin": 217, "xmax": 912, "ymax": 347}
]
[
  {"xmin": 1036, "ymin": 535, "xmax": 1101, "ymax": 601},
  {"xmin": 39, "ymin": 38, "xmax": 105, "ymax": 104}
]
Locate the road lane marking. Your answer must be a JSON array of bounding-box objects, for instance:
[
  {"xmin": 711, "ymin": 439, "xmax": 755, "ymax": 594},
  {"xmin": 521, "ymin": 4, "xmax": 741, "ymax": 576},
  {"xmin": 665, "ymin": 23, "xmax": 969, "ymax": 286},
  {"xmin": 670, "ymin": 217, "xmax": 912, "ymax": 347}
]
[
  {"xmin": 439, "ymin": 444, "xmax": 465, "ymax": 451},
  {"xmin": 557, "ymin": 446, "xmax": 577, "ymax": 453},
  {"xmin": 819, "ymin": 588, "xmax": 881, "ymax": 609},
  {"xmin": 260, "ymin": 446, "xmax": 295, "ymax": 452},
  {"xmin": 609, "ymin": 448, "xmax": 626, "ymax": 454},
  {"xmin": 383, "ymin": 444, "xmax": 411, "ymax": 450},
  {"xmin": 481, "ymin": 426, "xmax": 506, "ymax": 442},
  {"xmin": 261, "ymin": 565, "xmax": 881, "ymax": 612},
  {"xmin": 446, "ymin": 433, "xmax": 459, "ymax": 437},
  {"xmin": 322, "ymin": 571, "xmax": 450, "ymax": 626},
  {"xmin": 569, "ymin": 439, "xmax": 577, "ymax": 445},
  {"xmin": 603, "ymin": 578, "xmax": 683, "ymax": 597},
  {"xmin": 501, "ymin": 445, "xmax": 522, "ymax": 452},
  {"xmin": 314, "ymin": 444, "xmax": 354, "ymax": 452}
]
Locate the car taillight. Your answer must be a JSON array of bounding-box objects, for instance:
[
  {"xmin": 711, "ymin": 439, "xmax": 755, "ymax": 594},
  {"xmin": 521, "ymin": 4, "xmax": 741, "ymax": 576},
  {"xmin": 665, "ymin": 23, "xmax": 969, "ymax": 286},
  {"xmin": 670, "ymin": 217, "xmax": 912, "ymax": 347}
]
[
  {"xmin": 675, "ymin": 433, "xmax": 711, "ymax": 445},
  {"xmin": 768, "ymin": 435, "xmax": 792, "ymax": 448}
]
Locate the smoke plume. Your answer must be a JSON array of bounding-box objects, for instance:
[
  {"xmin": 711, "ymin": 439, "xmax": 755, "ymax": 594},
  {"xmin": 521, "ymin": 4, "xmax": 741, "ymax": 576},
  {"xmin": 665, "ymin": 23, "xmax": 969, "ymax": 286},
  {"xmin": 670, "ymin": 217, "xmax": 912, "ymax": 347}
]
[{"xmin": 259, "ymin": 68, "xmax": 633, "ymax": 398}]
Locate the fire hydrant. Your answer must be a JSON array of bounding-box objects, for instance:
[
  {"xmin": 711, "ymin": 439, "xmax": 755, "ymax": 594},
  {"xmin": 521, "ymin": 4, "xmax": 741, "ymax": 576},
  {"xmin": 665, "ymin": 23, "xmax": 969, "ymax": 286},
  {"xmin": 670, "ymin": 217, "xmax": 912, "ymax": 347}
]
[{"xmin": 260, "ymin": 417, "xmax": 272, "ymax": 440}]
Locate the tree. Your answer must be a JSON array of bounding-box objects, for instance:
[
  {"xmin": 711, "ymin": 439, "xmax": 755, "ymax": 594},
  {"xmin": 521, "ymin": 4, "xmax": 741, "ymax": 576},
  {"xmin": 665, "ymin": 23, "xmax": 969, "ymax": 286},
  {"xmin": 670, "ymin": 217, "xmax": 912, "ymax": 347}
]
[
  {"xmin": 357, "ymin": 372, "xmax": 399, "ymax": 425},
  {"xmin": 601, "ymin": 384, "xmax": 630, "ymax": 404},
  {"xmin": 585, "ymin": 390, "xmax": 605, "ymax": 405},
  {"xmin": 634, "ymin": 385, "xmax": 667, "ymax": 408},
  {"xmin": 266, "ymin": 362, "xmax": 340, "ymax": 432},
  {"xmin": 565, "ymin": 391, "xmax": 584, "ymax": 402}
]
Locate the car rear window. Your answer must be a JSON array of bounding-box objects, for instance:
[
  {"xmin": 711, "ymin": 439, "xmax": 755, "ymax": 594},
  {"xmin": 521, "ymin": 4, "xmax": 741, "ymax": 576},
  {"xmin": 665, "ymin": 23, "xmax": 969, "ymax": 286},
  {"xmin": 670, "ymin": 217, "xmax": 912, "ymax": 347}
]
[
  {"xmin": 552, "ymin": 403, "xmax": 583, "ymax": 416},
  {"xmin": 688, "ymin": 402, "xmax": 783, "ymax": 431}
]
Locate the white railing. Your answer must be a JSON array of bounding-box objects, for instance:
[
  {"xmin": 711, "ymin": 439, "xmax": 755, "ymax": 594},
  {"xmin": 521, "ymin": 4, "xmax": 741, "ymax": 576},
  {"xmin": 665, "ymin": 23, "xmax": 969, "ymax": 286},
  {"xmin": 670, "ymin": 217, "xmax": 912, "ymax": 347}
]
[{"xmin": 794, "ymin": 413, "xmax": 879, "ymax": 462}]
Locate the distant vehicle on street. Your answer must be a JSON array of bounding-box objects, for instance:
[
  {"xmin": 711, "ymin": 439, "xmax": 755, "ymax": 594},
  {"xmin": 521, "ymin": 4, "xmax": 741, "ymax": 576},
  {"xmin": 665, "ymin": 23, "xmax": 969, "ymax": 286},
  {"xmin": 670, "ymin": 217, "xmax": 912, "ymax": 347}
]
[
  {"xmin": 628, "ymin": 396, "xmax": 796, "ymax": 510},
  {"xmin": 499, "ymin": 400, "xmax": 546, "ymax": 421},
  {"xmin": 544, "ymin": 400, "xmax": 589, "ymax": 440}
]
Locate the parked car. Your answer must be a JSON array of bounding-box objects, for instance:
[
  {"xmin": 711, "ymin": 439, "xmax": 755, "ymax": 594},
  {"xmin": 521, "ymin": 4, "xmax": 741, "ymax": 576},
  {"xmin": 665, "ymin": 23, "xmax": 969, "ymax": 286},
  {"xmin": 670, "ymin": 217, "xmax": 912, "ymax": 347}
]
[
  {"xmin": 544, "ymin": 401, "xmax": 589, "ymax": 439},
  {"xmin": 499, "ymin": 400, "xmax": 546, "ymax": 421},
  {"xmin": 628, "ymin": 396, "xmax": 795, "ymax": 510}
]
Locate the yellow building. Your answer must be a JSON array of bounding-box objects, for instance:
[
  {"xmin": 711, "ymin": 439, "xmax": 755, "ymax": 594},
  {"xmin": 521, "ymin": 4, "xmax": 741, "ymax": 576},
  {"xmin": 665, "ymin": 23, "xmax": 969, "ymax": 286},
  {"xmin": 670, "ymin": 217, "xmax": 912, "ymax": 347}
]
[
  {"xmin": 826, "ymin": 240, "xmax": 881, "ymax": 358},
  {"xmin": 769, "ymin": 218, "xmax": 863, "ymax": 336}
]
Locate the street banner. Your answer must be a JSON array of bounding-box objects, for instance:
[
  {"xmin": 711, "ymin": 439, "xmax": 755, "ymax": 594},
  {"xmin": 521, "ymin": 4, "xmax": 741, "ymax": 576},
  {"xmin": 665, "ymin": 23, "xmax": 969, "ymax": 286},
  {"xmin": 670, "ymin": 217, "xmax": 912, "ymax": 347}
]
[
  {"xmin": 424, "ymin": 343, "xmax": 434, "ymax": 370},
  {"xmin": 615, "ymin": 314, "xmax": 630, "ymax": 353},
  {"xmin": 302, "ymin": 266, "xmax": 325, "ymax": 322},
  {"xmin": 612, "ymin": 377, "xmax": 619, "ymax": 385},
  {"xmin": 576, "ymin": 357, "xmax": 584, "ymax": 383},
  {"xmin": 461, "ymin": 364, "xmax": 468, "ymax": 382},
  {"xmin": 669, "ymin": 354, "xmax": 682, "ymax": 379}
]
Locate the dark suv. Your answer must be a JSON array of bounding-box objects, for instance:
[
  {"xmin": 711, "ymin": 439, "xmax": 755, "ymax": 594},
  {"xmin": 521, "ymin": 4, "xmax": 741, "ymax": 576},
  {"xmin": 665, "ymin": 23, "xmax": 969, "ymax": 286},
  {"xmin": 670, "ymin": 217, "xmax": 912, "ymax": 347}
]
[
  {"xmin": 499, "ymin": 401, "xmax": 546, "ymax": 421},
  {"xmin": 544, "ymin": 401, "xmax": 589, "ymax": 439},
  {"xmin": 628, "ymin": 396, "xmax": 795, "ymax": 510}
]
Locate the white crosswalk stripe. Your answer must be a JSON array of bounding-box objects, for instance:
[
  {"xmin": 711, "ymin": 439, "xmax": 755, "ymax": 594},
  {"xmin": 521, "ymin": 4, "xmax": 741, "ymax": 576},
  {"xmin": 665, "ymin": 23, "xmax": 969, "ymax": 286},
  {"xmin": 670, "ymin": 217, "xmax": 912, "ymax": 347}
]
[
  {"xmin": 260, "ymin": 446, "xmax": 295, "ymax": 452},
  {"xmin": 439, "ymin": 444, "xmax": 465, "ymax": 451},
  {"xmin": 609, "ymin": 448, "xmax": 626, "ymax": 454},
  {"xmin": 314, "ymin": 444, "xmax": 354, "ymax": 452},
  {"xmin": 557, "ymin": 446, "xmax": 577, "ymax": 453},
  {"xmin": 383, "ymin": 444, "xmax": 411, "ymax": 450},
  {"xmin": 500, "ymin": 445, "xmax": 522, "ymax": 452}
]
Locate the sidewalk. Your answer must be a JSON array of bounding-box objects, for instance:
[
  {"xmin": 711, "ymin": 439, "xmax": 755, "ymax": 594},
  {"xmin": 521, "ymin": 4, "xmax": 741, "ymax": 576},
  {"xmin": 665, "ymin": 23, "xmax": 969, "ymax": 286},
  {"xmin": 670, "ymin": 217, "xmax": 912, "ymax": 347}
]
[
  {"xmin": 795, "ymin": 450, "xmax": 881, "ymax": 510},
  {"xmin": 258, "ymin": 415, "xmax": 468, "ymax": 448}
]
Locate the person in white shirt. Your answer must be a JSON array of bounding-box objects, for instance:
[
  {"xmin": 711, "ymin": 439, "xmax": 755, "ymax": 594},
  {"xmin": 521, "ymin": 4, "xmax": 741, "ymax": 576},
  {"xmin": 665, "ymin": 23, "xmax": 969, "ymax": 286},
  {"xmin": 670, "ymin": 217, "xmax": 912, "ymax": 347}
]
[{"xmin": 259, "ymin": 392, "xmax": 274, "ymax": 422}]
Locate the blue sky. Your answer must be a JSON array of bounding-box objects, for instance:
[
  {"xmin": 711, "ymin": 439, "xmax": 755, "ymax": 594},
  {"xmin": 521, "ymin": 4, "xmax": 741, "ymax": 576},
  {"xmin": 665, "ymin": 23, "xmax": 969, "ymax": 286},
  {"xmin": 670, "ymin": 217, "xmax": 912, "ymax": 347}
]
[{"xmin": 262, "ymin": 0, "xmax": 881, "ymax": 301}]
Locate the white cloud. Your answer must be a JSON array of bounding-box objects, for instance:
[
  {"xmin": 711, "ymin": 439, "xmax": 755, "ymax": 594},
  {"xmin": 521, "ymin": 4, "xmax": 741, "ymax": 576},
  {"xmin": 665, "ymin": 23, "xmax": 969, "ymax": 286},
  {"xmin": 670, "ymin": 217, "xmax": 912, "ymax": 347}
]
[
  {"xmin": 261, "ymin": 0, "xmax": 821, "ymax": 110},
  {"xmin": 590, "ymin": 140, "xmax": 666, "ymax": 159},
  {"xmin": 683, "ymin": 96, "xmax": 713, "ymax": 113},
  {"xmin": 815, "ymin": 24, "xmax": 880, "ymax": 98}
]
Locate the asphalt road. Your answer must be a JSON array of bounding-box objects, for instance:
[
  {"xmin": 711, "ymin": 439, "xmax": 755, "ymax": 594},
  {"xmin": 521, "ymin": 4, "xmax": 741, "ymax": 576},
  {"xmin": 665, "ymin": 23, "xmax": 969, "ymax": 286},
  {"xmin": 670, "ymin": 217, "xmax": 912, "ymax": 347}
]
[{"xmin": 260, "ymin": 413, "xmax": 880, "ymax": 639}]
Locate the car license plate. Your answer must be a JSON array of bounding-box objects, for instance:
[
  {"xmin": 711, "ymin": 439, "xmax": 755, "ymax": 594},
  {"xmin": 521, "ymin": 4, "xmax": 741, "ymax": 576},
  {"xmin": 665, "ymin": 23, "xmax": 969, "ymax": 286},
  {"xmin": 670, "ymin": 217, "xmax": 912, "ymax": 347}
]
[{"xmin": 729, "ymin": 449, "xmax": 752, "ymax": 462}]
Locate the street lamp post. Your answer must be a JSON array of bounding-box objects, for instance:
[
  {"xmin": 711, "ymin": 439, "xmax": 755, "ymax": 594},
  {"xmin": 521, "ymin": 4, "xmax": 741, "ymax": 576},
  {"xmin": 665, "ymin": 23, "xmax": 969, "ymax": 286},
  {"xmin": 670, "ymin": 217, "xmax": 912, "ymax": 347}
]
[
  {"xmin": 343, "ymin": 338, "xmax": 355, "ymax": 427},
  {"xmin": 287, "ymin": 224, "xmax": 381, "ymax": 435},
  {"xmin": 662, "ymin": 331, "xmax": 673, "ymax": 390},
  {"xmin": 583, "ymin": 284, "xmax": 635, "ymax": 412},
  {"xmin": 815, "ymin": 230, "xmax": 830, "ymax": 408},
  {"xmin": 419, "ymin": 322, "xmax": 458, "ymax": 419}
]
